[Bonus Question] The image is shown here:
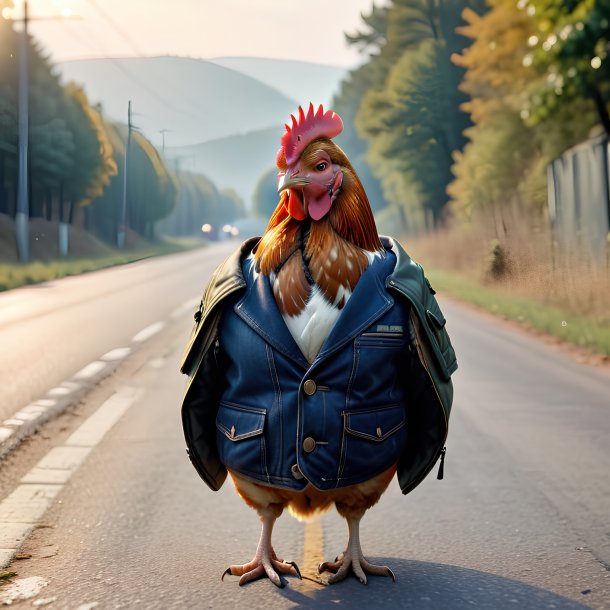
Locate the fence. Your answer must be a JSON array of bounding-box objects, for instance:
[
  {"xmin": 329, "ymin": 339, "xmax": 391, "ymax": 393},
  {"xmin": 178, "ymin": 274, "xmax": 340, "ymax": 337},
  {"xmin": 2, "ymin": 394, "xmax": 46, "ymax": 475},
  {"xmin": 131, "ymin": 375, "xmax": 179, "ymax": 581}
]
[{"xmin": 547, "ymin": 134, "xmax": 610, "ymax": 260}]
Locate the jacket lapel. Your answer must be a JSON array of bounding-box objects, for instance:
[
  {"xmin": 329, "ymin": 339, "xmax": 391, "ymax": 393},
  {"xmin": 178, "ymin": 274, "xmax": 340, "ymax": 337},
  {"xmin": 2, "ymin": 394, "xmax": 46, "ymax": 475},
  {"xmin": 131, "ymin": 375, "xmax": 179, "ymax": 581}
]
[
  {"xmin": 314, "ymin": 251, "xmax": 396, "ymax": 363},
  {"xmin": 234, "ymin": 259, "xmax": 310, "ymax": 369}
]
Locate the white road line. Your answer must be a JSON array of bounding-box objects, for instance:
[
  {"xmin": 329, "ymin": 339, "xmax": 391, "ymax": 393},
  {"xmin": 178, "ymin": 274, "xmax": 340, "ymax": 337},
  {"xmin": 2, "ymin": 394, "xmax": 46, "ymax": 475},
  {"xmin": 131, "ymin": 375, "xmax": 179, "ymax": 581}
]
[
  {"xmin": 100, "ymin": 347, "xmax": 131, "ymax": 361},
  {"xmin": 73, "ymin": 361, "xmax": 107, "ymax": 380},
  {"xmin": 65, "ymin": 388, "xmax": 141, "ymax": 448},
  {"xmin": 0, "ymin": 386, "xmax": 142, "ymax": 568},
  {"xmin": 132, "ymin": 321, "xmax": 166, "ymax": 343},
  {"xmin": 170, "ymin": 297, "xmax": 200, "ymax": 320}
]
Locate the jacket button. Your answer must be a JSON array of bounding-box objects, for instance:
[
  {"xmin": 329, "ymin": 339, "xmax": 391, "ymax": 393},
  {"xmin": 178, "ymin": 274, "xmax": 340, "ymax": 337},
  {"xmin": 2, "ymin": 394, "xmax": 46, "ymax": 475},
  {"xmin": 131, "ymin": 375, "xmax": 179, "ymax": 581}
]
[
  {"xmin": 302, "ymin": 437, "xmax": 316, "ymax": 453},
  {"xmin": 291, "ymin": 464, "xmax": 304, "ymax": 480},
  {"xmin": 303, "ymin": 379, "xmax": 317, "ymax": 395}
]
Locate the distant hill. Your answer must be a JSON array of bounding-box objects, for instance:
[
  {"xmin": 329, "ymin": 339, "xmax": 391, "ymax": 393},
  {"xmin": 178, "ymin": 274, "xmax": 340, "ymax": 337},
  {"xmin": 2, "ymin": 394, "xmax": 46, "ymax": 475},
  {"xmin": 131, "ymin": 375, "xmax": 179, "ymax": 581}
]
[
  {"xmin": 165, "ymin": 126, "xmax": 281, "ymax": 206},
  {"xmin": 208, "ymin": 57, "xmax": 347, "ymax": 108},
  {"xmin": 57, "ymin": 56, "xmax": 347, "ymax": 150},
  {"xmin": 57, "ymin": 56, "xmax": 297, "ymax": 148},
  {"xmin": 57, "ymin": 56, "xmax": 349, "ymax": 208}
]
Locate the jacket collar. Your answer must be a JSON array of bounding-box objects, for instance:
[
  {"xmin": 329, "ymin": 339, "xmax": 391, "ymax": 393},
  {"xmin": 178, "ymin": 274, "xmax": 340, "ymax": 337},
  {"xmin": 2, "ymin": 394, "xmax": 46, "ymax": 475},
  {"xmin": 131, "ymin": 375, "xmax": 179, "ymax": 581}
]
[
  {"xmin": 235, "ymin": 245, "xmax": 397, "ymax": 369},
  {"xmin": 234, "ymin": 255, "xmax": 311, "ymax": 369}
]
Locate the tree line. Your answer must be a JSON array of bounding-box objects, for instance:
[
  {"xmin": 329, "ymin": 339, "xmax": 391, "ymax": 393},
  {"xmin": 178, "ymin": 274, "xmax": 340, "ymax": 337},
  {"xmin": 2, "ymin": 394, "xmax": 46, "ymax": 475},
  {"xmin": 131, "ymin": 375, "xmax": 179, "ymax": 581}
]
[
  {"xmin": 321, "ymin": 0, "xmax": 608, "ymax": 233},
  {"xmin": 0, "ymin": 12, "xmax": 242, "ymax": 257}
]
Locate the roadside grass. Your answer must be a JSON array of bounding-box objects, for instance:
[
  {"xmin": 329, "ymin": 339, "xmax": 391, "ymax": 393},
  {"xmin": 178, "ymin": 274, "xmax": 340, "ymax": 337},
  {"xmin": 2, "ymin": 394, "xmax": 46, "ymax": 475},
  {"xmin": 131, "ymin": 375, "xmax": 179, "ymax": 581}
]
[
  {"xmin": 0, "ymin": 238, "xmax": 204, "ymax": 292},
  {"xmin": 427, "ymin": 267, "xmax": 610, "ymax": 358}
]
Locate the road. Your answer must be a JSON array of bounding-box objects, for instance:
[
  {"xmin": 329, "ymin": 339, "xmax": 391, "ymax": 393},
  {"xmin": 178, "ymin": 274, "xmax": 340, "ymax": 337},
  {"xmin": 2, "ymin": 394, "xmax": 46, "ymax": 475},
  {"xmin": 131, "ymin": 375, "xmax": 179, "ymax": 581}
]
[
  {"xmin": 0, "ymin": 242, "xmax": 236, "ymax": 422},
  {"xmin": 0, "ymin": 244, "xmax": 609, "ymax": 609}
]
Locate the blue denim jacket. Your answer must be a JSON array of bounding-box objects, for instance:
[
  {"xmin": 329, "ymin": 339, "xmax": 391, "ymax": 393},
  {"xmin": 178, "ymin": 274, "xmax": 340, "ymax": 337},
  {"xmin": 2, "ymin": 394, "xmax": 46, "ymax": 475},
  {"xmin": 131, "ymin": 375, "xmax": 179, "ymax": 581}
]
[
  {"xmin": 181, "ymin": 237, "xmax": 456, "ymax": 496},
  {"xmin": 215, "ymin": 250, "xmax": 414, "ymax": 490}
]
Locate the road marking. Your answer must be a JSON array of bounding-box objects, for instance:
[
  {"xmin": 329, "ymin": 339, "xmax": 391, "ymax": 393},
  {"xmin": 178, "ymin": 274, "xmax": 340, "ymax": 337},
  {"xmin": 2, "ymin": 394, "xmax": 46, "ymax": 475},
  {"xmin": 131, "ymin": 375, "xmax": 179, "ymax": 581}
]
[
  {"xmin": 73, "ymin": 361, "xmax": 107, "ymax": 380},
  {"xmin": 0, "ymin": 484, "xmax": 63, "ymax": 523},
  {"xmin": 0, "ymin": 576, "xmax": 49, "ymax": 605},
  {"xmin": 301, "ymin": 518, "xmax": 326, "ymax": 585},
  {"xmin": 65, "ymin": 388, "xmax": 141, "ymax": 448},
  {"xmin": 0, "ymin": 386, "xmax": 142, "ymax": 568},
  {"xmin": 132, "ymin": 321, "xmax": 166, "ymax": 343},
  {"xmin": 101, "ymin": 347, "xmax": 131, "ymax": 361},
  {"xmin": 170, "ymin": 297, "xmax": 200, "ymax": 320}
]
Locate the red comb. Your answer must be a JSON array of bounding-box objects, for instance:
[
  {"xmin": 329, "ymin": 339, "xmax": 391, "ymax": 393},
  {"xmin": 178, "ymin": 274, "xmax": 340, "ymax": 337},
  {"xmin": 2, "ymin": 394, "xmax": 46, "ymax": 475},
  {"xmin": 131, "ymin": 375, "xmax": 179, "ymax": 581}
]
[{"xmin": 280, "ymin": 103, "xmax": 343, "ymax": 165}]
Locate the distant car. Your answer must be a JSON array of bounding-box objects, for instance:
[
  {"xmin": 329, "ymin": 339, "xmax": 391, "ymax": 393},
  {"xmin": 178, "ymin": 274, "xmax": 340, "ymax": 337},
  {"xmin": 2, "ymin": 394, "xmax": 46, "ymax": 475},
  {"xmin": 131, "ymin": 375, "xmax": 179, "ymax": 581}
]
[
  {"xmin": 201, "ymin": 223, "xmax": 220, "ymax": 241},
  {"xmin": 222, "ymin": 224, "xmax": 240, "ymax": 238}
]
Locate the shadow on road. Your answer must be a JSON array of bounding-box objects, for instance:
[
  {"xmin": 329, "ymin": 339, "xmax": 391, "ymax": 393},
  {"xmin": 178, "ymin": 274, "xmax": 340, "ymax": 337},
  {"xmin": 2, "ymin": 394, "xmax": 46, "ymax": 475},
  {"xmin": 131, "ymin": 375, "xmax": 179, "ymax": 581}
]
[{"xmin": 278, "ymin": 559, "xmax": 590, "ymax": 609}]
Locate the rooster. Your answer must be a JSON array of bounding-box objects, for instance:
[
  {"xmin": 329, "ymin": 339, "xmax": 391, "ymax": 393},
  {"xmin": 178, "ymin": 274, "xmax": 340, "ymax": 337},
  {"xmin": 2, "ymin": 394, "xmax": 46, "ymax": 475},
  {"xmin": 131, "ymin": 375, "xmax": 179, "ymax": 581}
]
[{"xmin": 180, "ymin": 103, "xmax": 456, "ymax": 588}]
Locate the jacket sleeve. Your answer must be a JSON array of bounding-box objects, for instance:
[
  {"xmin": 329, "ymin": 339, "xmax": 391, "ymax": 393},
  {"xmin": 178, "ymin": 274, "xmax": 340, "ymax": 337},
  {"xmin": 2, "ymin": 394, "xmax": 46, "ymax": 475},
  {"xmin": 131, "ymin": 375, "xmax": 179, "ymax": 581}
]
[{"xmin": 181, "ymin": 330, "xmax": 229, "ymax": 491}]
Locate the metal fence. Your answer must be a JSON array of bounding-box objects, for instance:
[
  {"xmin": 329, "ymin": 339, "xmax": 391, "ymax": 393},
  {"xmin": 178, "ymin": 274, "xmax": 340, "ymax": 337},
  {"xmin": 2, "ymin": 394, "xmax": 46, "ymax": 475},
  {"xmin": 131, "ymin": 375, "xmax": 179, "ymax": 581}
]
[{"xmin": 547, "ymin": 134, "xmax": 610, "ymax": 260}]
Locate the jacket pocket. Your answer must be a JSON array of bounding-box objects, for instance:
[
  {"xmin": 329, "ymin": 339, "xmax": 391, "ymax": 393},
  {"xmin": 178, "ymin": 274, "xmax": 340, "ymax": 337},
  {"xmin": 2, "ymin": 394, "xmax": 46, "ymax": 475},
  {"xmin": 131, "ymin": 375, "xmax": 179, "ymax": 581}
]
[
  {"xmin": 216, "ymin": 402, "xmax": 268, "ymax": 479},
  {"xmin": 422, "ymin": 290, "xmax": 458, "ymax": 380},
  {"xmin": 338, "ymin": 404, "xmax": 406, "ymax": 482},
  {"xmin": 358, "ymin": 332, "xmax": 405, "ymax": 349}
]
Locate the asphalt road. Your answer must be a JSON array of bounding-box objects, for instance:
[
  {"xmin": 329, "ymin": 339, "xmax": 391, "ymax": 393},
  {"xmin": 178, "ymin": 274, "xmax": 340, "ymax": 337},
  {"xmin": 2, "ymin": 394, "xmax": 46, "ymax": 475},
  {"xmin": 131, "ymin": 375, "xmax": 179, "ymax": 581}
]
[
  {"xmin": 0, "ymin": 245, "xmax": 609, "ymax": 609},
  {"xmin": 0, "ymin": 241, "xmax": 237, "ymax": 422}
]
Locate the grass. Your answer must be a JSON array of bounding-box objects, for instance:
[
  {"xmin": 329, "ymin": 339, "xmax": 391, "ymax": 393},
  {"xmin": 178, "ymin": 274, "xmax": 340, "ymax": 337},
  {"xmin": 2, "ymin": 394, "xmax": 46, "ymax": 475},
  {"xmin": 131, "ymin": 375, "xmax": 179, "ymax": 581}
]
[
  {"xmin": 427, "ymin": 267, "xmax": 610, "ymax": 357},
  {"xmin": 402, "ymin": 214, "xmax": 610, "ymax": 359},
  {"xmin": 0, "ymin": 238, "xmax": 204, "ymax": 292}
]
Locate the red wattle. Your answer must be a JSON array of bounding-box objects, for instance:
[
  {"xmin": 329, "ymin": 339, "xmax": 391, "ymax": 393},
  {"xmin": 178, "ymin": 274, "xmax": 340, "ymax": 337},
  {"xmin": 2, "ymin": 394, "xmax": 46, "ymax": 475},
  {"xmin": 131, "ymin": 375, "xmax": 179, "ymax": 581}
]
[
  {"xmin": 287, "ymin": 190, "xmax": 306, "ymax": 220},
  {"xmin": 308, "ymin": 192, "xmax": 332, "ymax": 221}
]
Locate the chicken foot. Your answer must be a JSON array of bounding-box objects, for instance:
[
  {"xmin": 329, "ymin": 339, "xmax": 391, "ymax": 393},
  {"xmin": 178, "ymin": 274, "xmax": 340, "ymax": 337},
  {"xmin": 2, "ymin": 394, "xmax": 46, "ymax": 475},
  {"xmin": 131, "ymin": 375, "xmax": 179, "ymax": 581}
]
[
  {"xmin": 318, "ymin": 516, "xmax": 395, "ymax": 584},
  {"xmin": 222, "ymin": 509, "xmax": 301, "ymax": 587}
]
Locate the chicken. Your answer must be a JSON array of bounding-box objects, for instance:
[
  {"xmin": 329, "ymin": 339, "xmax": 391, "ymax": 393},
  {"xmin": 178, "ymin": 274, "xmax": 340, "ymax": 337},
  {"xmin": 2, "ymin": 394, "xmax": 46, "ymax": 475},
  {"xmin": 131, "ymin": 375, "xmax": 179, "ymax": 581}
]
[
  {"xmin": 224, "ymin": 105, "xmax": 396, "ymax": 585},
  {"xmin": 180, "ymin": 103, "xmax": 457, "ymax": 589}
]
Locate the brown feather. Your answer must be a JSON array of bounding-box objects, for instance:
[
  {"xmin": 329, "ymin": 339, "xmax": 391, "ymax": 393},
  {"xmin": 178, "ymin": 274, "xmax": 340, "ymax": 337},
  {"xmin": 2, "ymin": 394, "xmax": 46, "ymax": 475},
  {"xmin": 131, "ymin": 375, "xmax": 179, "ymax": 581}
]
[
  {"xmin": 306, "ymin": 220, "xmax": 369, "ymax": 308},
  {"xmin": 273, "ymin": 251, "xmax": 310, "ymax": 317},
  {"xmin": 229, "ymin": 465, "xmax": 396, "ymax": 521}
]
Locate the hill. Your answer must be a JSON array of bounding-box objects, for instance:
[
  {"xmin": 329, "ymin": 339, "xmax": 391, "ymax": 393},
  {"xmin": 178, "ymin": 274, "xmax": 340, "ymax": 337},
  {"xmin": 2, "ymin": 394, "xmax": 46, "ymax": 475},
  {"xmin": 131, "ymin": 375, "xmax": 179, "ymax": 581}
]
[
  {"xmin": 165, "ymin": 126, "xmax": 281, "ymax": 206},
  {"xmin": 56, "ymin": 56, "xmax": 347, "ymax": 150},
  {"xmin": 208, "ymin": 57, "xmax": 347, "ymax": 108},
  {"xmin": 56, "ymin": 56, "xmax": 297, "ymax": 148}
]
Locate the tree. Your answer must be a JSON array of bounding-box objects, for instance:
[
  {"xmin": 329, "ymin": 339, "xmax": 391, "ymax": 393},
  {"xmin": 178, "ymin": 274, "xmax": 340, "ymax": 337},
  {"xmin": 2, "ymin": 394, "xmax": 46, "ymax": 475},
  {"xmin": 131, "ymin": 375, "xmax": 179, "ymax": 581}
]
[
  {"xmin": 449, "ymin": 0, "xmax": 598, "ymax": 225},
  {"xmin": 252, "ymin": 166, "xmax": 279, "ymax": 220},
  {"xmin": 521, "ymin": 0, "xmax": 610, "ymax": 134},
  {"xmin": 332, "ymin": 2, "xmax": 392, "ymax": 214},
  {"xmin": 353, "ymin": 0, "xmax": 486, "ymax": 227}
]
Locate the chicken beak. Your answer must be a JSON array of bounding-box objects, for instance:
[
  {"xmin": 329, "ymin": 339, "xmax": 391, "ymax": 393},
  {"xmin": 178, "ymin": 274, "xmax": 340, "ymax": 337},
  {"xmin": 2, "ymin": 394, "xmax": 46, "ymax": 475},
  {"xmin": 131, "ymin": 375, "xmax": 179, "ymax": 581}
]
[{"xmin": 278, "ymin": 173, "xmax": 310, "ymax": 193}]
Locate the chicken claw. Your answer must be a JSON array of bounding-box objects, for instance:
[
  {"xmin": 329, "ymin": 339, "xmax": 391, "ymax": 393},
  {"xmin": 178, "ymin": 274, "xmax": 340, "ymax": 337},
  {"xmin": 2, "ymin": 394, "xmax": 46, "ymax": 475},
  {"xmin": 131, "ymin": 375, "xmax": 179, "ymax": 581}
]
[
  {"xmin": 221, "ymin": 512, "xmax": 301, "ymax": 587},
  {"xmin": 319, "ymin": 552, "xmax": 395, "ymax": 584},
  {"xmin": 222, "ymin": 552, "xmax": 301, "ymax": 588},
  {"xmin": 318, "ymin": 518, "xmax": 395, "ymax": 584}
]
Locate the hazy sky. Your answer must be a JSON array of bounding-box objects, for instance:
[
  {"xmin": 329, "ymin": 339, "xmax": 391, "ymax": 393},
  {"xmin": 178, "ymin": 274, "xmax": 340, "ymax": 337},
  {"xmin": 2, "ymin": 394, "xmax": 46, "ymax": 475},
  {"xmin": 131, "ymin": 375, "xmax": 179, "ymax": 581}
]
[{"xmin": 8, "ymin": 0, "xmax": 384, "ymax": 67}]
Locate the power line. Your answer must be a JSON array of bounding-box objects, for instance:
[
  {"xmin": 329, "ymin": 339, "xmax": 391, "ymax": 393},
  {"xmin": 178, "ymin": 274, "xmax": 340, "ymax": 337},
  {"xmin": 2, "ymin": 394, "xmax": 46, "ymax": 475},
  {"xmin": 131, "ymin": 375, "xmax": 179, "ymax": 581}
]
[
  {"xmin": 84, "ymin": 0, "xmax": 145, "ymax": 58},
  {"xmin": 57, "ymin": 17, "xmax": 195, "ymax": 118}
]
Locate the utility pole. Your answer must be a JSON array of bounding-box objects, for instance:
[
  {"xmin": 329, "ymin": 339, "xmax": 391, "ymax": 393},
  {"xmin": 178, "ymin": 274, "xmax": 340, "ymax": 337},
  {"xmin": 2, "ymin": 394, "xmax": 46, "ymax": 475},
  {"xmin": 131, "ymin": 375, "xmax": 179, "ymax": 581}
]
[
  {"xmin": 117, "ymin": 100, "xmax": 132, "ymax": 249},
  {"xmin": 15, "ymin": 0, "xmax": 29, "ymax": 263},
  {"xmin": 10, "ymin": 3, "xmax": 80, "ymax": 262},
  {"xmin": 159, "ymin": 128, "xmax": 168, "ymax": 153}
]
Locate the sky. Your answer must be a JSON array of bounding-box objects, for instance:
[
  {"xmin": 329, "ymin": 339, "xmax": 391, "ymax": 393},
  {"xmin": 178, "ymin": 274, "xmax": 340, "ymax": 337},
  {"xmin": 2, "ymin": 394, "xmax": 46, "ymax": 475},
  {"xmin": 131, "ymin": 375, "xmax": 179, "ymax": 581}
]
[{"xmin": 6, "ymin": 0, "xmax": 384, "ymax": 67}]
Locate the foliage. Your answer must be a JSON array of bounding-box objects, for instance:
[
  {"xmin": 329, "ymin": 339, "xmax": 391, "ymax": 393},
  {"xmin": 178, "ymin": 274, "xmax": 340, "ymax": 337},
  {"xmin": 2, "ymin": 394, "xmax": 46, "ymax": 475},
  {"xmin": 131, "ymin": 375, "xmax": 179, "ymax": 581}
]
[
  {"xmin": 252, "ymin": 166, "xmax": 279, "ymax": 220},
  {"xmin": 156, "ymin": 171, "xmax": 244, "ymax": 238},
  {"xmin": 332, "ymin": 3, "xmax": 392, "ymax": 215},
  {"xmin": 520, "ymin": 0, "xmax": 610, "ymax": 133},
  {"xmin": 0, "ymin": 240, "xmax": 202, "ymax": 291},
  {"xmin": 342, "ymin": 0, "xmax": 486, "ymax": 229},
  {"xmin": 449, "ymin": 0, "xmax": 598, "ymax": 224}
]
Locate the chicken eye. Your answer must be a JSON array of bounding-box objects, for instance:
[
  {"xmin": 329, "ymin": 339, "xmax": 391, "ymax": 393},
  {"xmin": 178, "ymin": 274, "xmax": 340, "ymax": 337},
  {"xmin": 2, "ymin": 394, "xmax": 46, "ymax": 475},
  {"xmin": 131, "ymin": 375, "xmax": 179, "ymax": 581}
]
[{"xmin": 315, "ymin": 162, "xmax": 327, "ymax": 172}]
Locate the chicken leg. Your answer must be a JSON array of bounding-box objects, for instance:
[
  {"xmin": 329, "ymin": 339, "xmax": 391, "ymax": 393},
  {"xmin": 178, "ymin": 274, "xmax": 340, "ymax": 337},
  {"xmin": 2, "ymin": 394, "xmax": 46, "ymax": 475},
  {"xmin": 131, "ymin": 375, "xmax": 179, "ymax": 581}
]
[
  {"xmin": 222, "ymin": 508, "xmax": 301, "ymax": 587},
  {"xmin": 318, "ymin": 514, "xmax": 396, "ymax": 584}
]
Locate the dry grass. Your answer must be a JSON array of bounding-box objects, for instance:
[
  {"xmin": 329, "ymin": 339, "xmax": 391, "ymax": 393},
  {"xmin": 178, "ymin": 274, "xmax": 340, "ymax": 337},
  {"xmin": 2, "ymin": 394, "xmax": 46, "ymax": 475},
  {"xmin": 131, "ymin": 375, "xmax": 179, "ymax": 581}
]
[
  {"xmin": 402, "ymin": 212, "xmax": 610, "ymax": 355},
  {"xmin": 405, "ymin": 216, "xmax": 610, "ymax": 325}
]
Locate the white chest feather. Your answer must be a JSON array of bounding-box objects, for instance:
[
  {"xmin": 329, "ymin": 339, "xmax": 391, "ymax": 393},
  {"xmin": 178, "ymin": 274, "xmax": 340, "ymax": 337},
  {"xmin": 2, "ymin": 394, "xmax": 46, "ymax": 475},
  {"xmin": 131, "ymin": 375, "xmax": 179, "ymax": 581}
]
[{"xmin": 282, "ymin": 285, "xmax": 351, "ymax": 363}]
